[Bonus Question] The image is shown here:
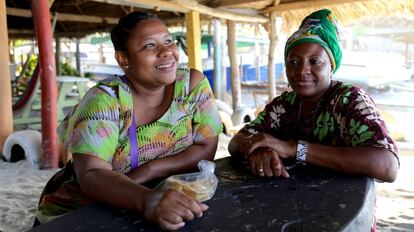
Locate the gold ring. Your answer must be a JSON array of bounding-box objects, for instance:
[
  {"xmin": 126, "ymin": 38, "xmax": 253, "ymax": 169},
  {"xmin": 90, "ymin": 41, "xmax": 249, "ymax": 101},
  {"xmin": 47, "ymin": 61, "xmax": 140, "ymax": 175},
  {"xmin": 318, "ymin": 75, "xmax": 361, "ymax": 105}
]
[{"xmin": 257, "ymin": 168, "xmax": 264, "ymax": 172}]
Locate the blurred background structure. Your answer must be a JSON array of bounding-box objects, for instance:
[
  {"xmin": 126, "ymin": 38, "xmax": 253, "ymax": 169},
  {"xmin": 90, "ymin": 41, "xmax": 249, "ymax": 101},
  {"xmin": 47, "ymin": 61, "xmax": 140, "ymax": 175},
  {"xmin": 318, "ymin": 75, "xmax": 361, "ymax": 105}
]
[
  {"xmin": 1, "ymin": 1, "xmax": 414, "ymax": 231},
  {"xmin": 2, "ymin": 0, "xmax": 414, "ymax": 166}
]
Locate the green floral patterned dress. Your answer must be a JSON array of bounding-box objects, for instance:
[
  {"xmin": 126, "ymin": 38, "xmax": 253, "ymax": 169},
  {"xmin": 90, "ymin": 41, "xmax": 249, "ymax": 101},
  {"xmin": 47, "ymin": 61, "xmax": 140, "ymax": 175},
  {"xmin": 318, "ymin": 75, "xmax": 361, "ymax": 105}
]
[{"xmin": 36, "ymin": 68, "xmax": 222, "ymax": 223}]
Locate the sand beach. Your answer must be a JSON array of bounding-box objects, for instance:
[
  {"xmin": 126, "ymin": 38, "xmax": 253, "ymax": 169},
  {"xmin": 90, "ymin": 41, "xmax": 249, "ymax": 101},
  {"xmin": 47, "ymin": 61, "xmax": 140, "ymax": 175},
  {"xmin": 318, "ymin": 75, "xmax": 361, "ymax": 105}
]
[
  {"xmin": 0, "ymin": 160, "xmax": 56, "ymax": 232},
  {"xmin": 375, "ymin": 149, "xmax": 414, "ymax": 232}
]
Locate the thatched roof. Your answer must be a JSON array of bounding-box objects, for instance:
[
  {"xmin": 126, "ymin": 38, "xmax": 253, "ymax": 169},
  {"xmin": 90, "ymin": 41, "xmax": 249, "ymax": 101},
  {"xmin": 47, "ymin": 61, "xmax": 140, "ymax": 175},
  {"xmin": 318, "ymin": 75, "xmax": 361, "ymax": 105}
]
[
  {"xmin": 6, "ymin": 0, "xmax": 414, "ymax": 39},
  {"xmin": 275, "ymin": 0, "xmax": 414, "ymax": 32}
]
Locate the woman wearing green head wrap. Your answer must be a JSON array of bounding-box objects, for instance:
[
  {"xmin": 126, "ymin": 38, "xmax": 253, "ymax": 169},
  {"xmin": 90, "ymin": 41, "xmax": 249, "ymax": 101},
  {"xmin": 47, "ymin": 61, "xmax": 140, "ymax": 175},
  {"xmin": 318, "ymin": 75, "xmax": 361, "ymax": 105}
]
[
  {"xmin": 229, "ymin": 10, "xmax": 399, "ymax": 230},
  {"xmin": 229, "ymin": 9, "xmax": 398, "ymax": 182}
]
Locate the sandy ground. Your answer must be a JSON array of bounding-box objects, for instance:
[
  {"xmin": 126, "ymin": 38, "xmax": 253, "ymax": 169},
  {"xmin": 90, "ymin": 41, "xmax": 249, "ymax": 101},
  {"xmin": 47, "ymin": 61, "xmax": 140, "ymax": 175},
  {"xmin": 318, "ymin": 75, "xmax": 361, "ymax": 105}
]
[
  {"xmin": 0, "ymin": 134, "xmax": 413, "ymax": 232},
  {"xmin": 375, "ymin": 149, "xmax": 414, "ymax": 232},
  {"xmin": 0, "ymin": 160, "xmax": 56, "ymax": 232}
]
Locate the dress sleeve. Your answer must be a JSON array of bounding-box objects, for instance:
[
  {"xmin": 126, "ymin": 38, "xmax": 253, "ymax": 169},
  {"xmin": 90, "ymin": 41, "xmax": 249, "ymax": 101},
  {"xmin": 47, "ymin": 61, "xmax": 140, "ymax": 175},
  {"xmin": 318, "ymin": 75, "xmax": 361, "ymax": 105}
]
[
  {"xmin": 239, "ymin": 94, "xmax": 290, "ymax": 136},
  {"xmin": 337, "ymin": 86, "xmax": 398, "ymax": 155},
  {"xmin": 186, "ymin": 78, "xmax": 223, "ymax": 142},
  {"xmin": 58, "ymin": 86, "xmax": 120, "ymax": 162}
]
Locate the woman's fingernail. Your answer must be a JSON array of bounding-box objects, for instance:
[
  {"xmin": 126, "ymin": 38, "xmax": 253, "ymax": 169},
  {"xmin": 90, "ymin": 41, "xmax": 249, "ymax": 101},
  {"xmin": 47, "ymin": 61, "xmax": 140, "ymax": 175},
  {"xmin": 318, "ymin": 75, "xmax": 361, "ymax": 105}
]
[{"xmin": 202, "ymin": 204, "xmax": 209, "ymax": 210}]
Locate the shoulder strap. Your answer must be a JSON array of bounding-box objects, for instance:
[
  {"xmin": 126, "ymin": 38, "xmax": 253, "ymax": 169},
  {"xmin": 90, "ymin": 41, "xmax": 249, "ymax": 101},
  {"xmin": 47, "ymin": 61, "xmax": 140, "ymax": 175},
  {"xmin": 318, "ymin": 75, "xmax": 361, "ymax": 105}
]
[
  {"xmin": 119, "ymin": 76, "xmax": 139, "ymax": 169},
  {"xmin": 98, "ymin": 75, "xmax": 139, "ymax": 169}
]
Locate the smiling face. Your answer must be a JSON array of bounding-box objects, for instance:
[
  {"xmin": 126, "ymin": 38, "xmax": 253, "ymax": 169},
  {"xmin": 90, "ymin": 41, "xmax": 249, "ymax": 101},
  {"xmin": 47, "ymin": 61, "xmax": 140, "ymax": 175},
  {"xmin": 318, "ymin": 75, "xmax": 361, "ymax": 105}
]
[
  {"xmin": 285, "ymin": 43, "xmax": 333, "ymax": 102},
  {"xmin": 118, "ymin": 19, "xmax": 179, "ymax": 88}
]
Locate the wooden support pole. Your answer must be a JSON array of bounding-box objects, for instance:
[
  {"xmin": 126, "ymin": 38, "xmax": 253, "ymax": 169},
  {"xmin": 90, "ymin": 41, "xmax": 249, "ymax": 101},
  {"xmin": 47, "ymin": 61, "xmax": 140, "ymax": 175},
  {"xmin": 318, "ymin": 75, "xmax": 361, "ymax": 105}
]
[
  {"xmin": 267, "ymin": 11, "xmax": 277, "ymax": 100},
  {"xmin": 213, "ymin": 19, "xmax": 222, "ymax": 100},
  {"xmin": 55, "ymin": 36, "xmax": 61, "ymax": 76},
  {"xmin": 0, "ymin": 0, "xmax": 13, "ymax": 153},
  {"xmin": 254, "ymin": 24, "xmax": 261, "ymax": 81},
  {"xmin": 32, "ymin": 0, "xmax": 59, "ymax": 168},
  {"xmin": 9, "ymin": 41, "xmax": 15, "ymax": 64},
  {"xmin": 99, "ymin": 34, "xmax": 105, "ymax": 64},
  {"xmin": 76, "ymin": 38, "xmax": 81, "ymax": 75},
  {"xmin": 185, "ymin": 11, "xmax": 202, "ymax": 71},
  {"xmin": 227, "ymin": 20, "xmax": 241, "ymax": 110},
  {"xmin": 221, "ymin": 36, "xmax": 227, "ymax": 97}
]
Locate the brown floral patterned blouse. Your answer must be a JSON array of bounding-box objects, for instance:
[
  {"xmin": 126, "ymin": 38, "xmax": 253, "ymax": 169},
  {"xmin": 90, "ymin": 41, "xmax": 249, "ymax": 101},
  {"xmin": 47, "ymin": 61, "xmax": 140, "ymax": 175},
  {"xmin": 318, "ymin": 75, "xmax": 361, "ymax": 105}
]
[{"xmin": 241, "ymin": 81, "xmax": 398, "ymax": 156}]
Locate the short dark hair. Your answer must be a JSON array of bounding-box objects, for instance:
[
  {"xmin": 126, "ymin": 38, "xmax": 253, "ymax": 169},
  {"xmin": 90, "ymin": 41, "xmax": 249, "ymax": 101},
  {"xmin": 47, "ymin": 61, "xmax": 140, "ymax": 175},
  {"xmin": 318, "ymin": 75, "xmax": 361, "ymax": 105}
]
[{"xmin": 110, "ymin": 12, "xmax": 159, "ymax": 53}]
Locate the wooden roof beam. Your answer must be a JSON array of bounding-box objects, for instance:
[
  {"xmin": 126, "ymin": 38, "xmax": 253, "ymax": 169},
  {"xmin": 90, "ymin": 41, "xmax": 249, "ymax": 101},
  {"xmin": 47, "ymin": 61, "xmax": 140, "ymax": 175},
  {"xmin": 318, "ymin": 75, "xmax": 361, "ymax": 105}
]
[
  {"xmin": 91, "ymin": 0, "xmax": 185, "ymax": 13},
  {"xmin": 6, "ymin": 7, "xmax": 119, "ymax": 24},
  {"xmin": 170, "ymin": 0, "xmax": 267, "ymax": 23},
  {"xmin": 120, "ymin": 5, "xmax": 134, "ymax": 15},
  {"xmin": 218, "ymin": 0, "xmax": 261, "ymax": 8},
  {"xmin": 92, "ymin": 0, "xmax": 267, "ymax": 23},
  {"xmin": 264, "ymin": 0, "xmax": 371, "ymax": 13},
  {"xmin": 57, "ymin": 13, "xmax": 118, "ymax": 24}
]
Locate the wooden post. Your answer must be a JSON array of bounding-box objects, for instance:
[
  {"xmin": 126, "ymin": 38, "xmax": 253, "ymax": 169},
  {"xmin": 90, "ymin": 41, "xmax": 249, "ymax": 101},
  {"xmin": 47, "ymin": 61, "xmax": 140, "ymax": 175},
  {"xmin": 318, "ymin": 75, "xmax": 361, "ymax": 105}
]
[
  {"xmin": 255, "ymin": 24, "xmax": 261, "ymax": 81},
  {"xmin": 9, "ymin": 41, "xmax": 15, "ymax": 64},
  {"xmin": 185, "ymin": 11, "xmax": 202, "ymax": 71},
  {"xmin": 213, "ymin": 19, "xmax": 222, "ymax": 100},
  {"xmin": 99, "ymin": 34, "xmax": 105, "ymax": 64},
  {"xmin": 55, "ymin": 36, "xmax": 61, "ymax": 76},
  {"xmin": 227, "ymin": 20, "xmax": 241, "ymax": 110},
  {"xmin": 221, "ymin": 36, "xmax": 227, "ymax": 97},
  {"xmin": 0, "ymin": 0, "xmax": 13, "ymax": 153},
  {"xmin": 267, "ymin": 11, "xmax": 277, "ymax": 100},
  {"xmin": 32, "ymin": 0, "xmax": 59, "ymax": 168},
  {"xmin": 76, "ymin": 38, "xmax": 81, "ymax": 75}
]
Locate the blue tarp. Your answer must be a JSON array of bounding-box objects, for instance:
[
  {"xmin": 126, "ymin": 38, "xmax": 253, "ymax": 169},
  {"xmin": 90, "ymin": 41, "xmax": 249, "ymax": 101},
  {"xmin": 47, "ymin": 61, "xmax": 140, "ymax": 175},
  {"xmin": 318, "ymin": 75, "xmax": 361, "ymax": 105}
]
[{"xmin": 203, "ymin": 63, "xmax": 284, "ymax": 91}]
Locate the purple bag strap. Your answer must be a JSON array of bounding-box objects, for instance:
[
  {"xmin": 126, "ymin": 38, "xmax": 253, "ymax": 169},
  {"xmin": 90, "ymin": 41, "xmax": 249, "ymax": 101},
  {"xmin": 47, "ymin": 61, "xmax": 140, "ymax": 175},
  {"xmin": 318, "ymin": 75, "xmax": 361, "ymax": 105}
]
[
  {"xmin": 120, "ymin": 75, "xmax": 139, "ymax": 169},
  {"xmin": 128, "ymin": 115, "xmax": 139, "ymax": 169}
]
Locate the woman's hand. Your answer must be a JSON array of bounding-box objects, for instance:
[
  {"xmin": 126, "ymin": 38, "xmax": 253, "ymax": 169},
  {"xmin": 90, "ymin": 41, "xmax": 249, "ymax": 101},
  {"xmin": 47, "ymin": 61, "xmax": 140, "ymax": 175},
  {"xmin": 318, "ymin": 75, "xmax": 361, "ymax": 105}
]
[
  {"xmin": 245, "ymin": 147, "xmax": 289, "ymax": 178},
  {"xmin": 242, "ymin": 133, "xmax": 296, "ymax": 159},
  {"xmin": 143, "ymin": 190, "xmax": 208, "ymax": 231}
]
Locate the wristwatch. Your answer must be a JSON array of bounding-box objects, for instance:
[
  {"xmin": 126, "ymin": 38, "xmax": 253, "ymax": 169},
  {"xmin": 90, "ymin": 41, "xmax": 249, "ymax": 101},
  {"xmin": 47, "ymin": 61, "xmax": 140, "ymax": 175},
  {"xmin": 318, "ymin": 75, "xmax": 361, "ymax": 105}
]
[{"xmin": 296, "ymin": 140, "xmax": 309, "ymax": 163}]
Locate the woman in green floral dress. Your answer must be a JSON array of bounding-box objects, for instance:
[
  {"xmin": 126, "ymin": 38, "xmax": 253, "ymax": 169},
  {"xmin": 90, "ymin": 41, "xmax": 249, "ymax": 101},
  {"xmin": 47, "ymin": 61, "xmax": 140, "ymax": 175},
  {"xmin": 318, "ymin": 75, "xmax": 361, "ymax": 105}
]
[{"xmin": 36, "ymin": 12, "xmax": 222, "ymax": 231}]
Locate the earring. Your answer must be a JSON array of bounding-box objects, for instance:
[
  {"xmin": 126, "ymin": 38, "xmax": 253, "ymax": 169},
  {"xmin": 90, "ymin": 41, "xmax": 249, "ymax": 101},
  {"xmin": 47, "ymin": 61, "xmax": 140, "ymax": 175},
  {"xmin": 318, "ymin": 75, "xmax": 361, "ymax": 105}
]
[{"xmin": 124, "ymin": 65, "xmax": 129, "ymax": 69}]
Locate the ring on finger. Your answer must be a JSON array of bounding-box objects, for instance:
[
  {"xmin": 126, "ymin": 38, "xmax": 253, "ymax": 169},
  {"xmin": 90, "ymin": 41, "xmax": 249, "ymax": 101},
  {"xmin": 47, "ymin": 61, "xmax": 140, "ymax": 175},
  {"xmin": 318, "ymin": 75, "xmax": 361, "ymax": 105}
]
[{"xmin": 257, "ymin": 168, "xmax": 264, "ymax": 173}]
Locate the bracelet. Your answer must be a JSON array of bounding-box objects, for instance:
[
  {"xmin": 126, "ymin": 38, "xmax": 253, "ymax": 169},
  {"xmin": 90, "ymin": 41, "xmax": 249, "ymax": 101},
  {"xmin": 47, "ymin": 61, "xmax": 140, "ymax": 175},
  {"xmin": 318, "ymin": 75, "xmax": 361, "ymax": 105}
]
[{"xmin": 296, "ymin": 140, "xmax": 309, "ymax": 163}]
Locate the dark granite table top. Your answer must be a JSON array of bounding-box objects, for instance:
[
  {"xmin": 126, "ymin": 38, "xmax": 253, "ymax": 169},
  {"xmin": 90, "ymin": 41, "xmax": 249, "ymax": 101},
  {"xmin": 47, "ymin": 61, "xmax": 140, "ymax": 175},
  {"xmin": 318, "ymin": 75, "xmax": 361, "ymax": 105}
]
[{"xmin": 31, "ymin": 157, "xmax": 374, "ymax": 232}]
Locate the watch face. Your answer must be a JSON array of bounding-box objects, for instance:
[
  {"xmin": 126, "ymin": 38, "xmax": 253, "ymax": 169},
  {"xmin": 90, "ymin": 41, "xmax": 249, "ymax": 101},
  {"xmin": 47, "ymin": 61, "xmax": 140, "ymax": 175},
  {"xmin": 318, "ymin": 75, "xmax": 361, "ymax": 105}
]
[{"xmin": 296, "ymin": 141, "xmax": 308, "ymax": 162}]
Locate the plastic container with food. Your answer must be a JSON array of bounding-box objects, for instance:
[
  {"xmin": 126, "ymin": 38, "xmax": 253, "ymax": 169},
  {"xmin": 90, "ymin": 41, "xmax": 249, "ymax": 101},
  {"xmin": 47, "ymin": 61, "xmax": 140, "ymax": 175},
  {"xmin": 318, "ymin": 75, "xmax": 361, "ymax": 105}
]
[{"xmin": 156, "ymin": 160, "xmax": 218, "ymax": 202}]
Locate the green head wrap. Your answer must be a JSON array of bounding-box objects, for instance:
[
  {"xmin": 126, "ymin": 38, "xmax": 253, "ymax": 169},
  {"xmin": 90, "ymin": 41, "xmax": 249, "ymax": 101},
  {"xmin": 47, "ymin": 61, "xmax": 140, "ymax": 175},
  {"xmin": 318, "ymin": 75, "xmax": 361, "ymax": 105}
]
[{"xmin": 284, "ymin": 9, "xmax": 342, "ymax": 73}]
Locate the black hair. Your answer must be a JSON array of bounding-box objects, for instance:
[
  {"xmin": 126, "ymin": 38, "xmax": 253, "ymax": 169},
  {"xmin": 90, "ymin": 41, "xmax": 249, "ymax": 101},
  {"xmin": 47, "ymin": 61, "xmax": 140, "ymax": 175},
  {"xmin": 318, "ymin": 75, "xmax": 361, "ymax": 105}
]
[{"xmin": 110, "ymin": 12, "xmax": 159, "ymax": 53}]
